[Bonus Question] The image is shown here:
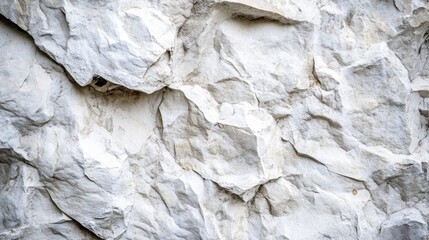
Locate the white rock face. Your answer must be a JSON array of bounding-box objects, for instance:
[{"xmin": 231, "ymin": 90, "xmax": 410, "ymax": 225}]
[{"xmin": 0, "ymin": 0, "xmax": 428, "ymax": 239}]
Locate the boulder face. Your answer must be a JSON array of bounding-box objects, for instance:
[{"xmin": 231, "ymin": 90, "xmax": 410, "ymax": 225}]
[
  {"xmin": 0, "ymin": 1, "xmax": 428, "ymax": 239},
  {"xmin": 379, "ymin": 209, "xmax": 428, "ymax": 240}
]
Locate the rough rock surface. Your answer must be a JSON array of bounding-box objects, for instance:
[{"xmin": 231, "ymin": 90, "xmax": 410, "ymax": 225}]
[{"xmin": 0, "ymin": 0, "xmax": 428, "ymax": 239}]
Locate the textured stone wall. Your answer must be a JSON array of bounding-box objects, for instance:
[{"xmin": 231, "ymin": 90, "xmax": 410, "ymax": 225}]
[{"xmin": 0, "ymin": 1, "xmax": 428, "ymax": 239}]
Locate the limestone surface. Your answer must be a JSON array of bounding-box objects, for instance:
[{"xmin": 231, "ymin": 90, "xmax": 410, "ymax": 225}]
[{"xmin": 0, "ymin": 0, "xmax": 428, "ymax": 239}]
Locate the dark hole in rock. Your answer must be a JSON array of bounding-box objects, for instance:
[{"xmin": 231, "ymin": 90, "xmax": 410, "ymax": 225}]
[
  {"xmin": 93, "ymin": 76, "xmax": 107, "ymax": 87},
  {"xmin": 418, "ymin": 28, "xmax": 429, "ymax": 54}
]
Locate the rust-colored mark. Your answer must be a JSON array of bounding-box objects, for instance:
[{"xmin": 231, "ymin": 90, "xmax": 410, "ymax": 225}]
[{"xmin": 352, "ymin": 189, "xmax": 358, "ymax": 195}]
